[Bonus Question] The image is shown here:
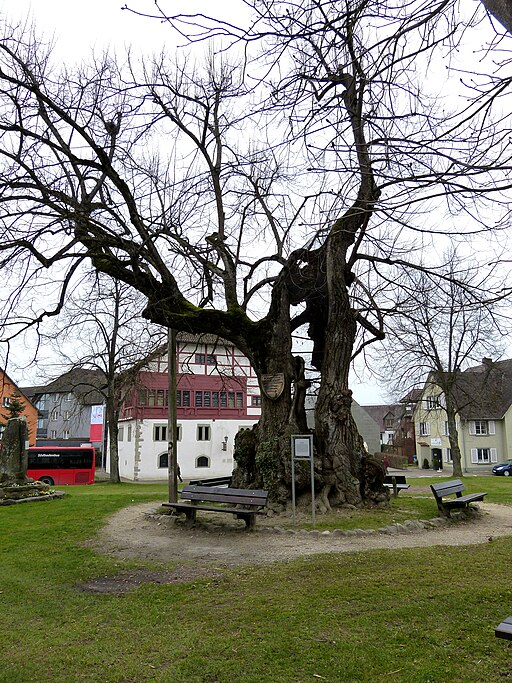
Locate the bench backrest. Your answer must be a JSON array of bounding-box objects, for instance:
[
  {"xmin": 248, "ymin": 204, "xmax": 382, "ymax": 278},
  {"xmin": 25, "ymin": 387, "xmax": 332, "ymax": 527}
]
[
  {"xmin": 188, "ymin": 477, "xmax": 232, "ymax": 487},
  {"xmin": 180, "ymin": 485, "xmax": 268, "ymax": 507},
  {"xmin": 384, "ymin": 475, "xmax": 407, "ymax": 485},
  {"xmin": 430, "ymin": 479, "xmax": 464, "ymax": 499}
]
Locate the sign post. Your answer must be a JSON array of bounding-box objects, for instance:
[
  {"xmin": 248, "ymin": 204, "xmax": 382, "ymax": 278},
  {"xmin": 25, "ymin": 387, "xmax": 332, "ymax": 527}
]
[{"xmin": 290, "ymin": 434, "xmax": 315, "ymax": 528}]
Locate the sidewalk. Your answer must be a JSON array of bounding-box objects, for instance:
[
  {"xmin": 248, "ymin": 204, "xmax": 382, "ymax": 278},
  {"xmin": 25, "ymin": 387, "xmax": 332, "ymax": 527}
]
[{"xmin": 388, "ymin": 464, "xmax": 454, "ymax": 478}]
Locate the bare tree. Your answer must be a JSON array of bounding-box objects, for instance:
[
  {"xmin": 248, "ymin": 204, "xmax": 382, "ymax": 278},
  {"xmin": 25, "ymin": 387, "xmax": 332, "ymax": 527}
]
[
  {"xmin": 374, "ymin": 253, "xmax": 509, "ymax": 476},
  {"xmin": 40, "ymin": 274, "xmax": 165, "ymax": 482},
  {"xmin": 1, "ymin": 3, "xmax": 512, "ymax": 508}
]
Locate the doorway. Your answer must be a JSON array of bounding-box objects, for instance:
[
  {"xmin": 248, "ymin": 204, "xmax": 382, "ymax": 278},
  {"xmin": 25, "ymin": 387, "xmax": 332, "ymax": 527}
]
[{"xmin": 431, "ymin": 448, "xmax": 443, "ymax": 471}]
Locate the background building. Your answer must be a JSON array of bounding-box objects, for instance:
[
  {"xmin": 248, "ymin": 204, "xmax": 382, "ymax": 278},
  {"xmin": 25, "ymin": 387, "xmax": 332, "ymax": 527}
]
[
  {"xmin": 0, "ymin": 368, "xmax": 38, "ymax": 445},
  {"xmin": 22, "ymin": 368, "xmax": 106, "ymax": 459},
  {"xmin": 115, "ymin": 334, "xmax": 261, "ymax": 481}
]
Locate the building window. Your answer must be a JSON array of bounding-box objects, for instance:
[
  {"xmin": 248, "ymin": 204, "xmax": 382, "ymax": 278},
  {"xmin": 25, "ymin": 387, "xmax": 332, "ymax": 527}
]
[
  {"xmin": 64, "ymin": 410, "xmax": 70, "ymax": 420},
  {"xmin": 65, "ymin": 392, "xmax": 73, "ymax": 401},
  {"xmin": 195, "ymin": 353, "xmax": 205, "ymax": 364},
  {"xmin": 196, "ymin": 455, "xmax": 210, "ymax": 468},
  {"xmin": 419, "ymin": 422, "xmax": 430, "ymax": 436},
  {"xmin": 138, "ymin": 389, "xmax": 147, "ymax": 406},
  {"xmin": 220, "ymin": 392, "xmax": 227, "ymax": 408},
  {"xmin": 207, "ymin": 354, "xmax": 216, "ymax": 365},
  {"xmin": 475, "ymin": 420, "xmax": 487, "ymax": 435},
  {"xmin": 51, "ymin": 409, "xmax": 59, "ymax": 421},
  {"xmin": 158, "ymin": 453, "xmax": 168, "ymax": 468},
  {"xmin": 203, "ymin": 391, "xmax": 211, "ymax": 407},
  {"xmin": 443, "ymin": 421, "xmax": 450, "ymax": 436},
  {"xmin": 471, "ymin": 447, "xmax": 497, "ymax": 464},
  {"xmin": 153, "ymin": 424, "xmax": 181, "ymax": 441},
  {"xmin": 2, "ymin": 396, "xmax": 10, "ymax": 407},
  {"xmin": 154, "ymin": 425, "xmax": 167, "ymax": 441},
  {"xmin": 195, "ymin": 392, "xmax": 203, "ymax": 408},
  {"xmin": 385, "ymin": 417, "xmax": 394, "ymax": 429},
  {"xmin": 177, "ymin": 390, "xmax": 190, "ymax": 407},
  {"xmin": 476, "ymin": 448, "xmax": 490, "ymax": 463},
  {"xmin": 118, "ymin": 427, "xmax": 124, "ymax": 442},
  {"xmin": 251, "ymin": 395, "xmax": 262, "ymax": 407},
  {"xmin": 197, "ymin": 425, "xmax": 211, "ymax": 441},
  {"xmin": 445, "ymin": 448, "xmax": 453, "ymax": 462},
  {"xmin": 50, "ymin": 430, "xmax": 57, "ymax": 439},
  {"xmin": 426, "ymin": 395, "xmax": 442, "ymax": 410},
  {"xmin": 212, "ymin": 392, "xmax": 219, "ymax": 407},
  {"xmin": 53, "ymin": 394, "xmax": 59, "ymax": 402},
  {"xmin": 127, "ymin": 425, "xmax": 132, "ymax": 442},
  {"xmin": 63, "ymin": 430, "xmax": 70, "ymax": 439}
]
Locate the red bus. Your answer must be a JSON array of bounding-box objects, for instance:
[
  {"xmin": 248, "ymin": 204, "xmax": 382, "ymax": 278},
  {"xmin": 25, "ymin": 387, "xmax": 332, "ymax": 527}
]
[{"xmin": 27, "ymin": 446, "xmax": 96, "ymax": 485}]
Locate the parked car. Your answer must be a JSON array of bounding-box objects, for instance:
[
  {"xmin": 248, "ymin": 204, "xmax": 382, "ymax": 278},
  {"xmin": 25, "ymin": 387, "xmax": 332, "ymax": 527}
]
[{"xmin": 492, "ymin": 459, "xmax": 512, "ymax": 476}]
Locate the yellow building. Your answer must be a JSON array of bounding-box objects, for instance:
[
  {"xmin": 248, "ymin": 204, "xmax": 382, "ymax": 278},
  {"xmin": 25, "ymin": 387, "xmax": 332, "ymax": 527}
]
[{"xmin": 414, "ymin": 359, "xmax": 512, "ymax": 474}]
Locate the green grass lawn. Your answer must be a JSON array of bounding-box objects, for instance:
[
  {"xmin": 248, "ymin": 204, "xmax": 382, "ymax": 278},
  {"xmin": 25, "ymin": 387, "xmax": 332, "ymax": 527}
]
[{"xmin": 1, "ymin": 477, "xmax": 512, "ymax": 682}]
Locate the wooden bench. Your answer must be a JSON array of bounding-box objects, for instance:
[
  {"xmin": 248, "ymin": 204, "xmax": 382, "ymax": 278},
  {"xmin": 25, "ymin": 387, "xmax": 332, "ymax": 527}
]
[
  {"xmin": 384, "ymin": 475, "xmax": 410, "ymax": 497},
  {"xmin": 430, "ymin": 479, "xmax": 487, "ymax": 517},
  {"xmin": 162, "ymin": 485, "xmax": 268, "ymax": 529},
  {"xmin": 496, "ymin": 616, "xmax": 512, "ymax": 640}
]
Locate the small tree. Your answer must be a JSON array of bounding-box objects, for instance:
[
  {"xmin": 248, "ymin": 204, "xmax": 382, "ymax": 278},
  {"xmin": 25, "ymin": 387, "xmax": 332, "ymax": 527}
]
[
  {"xmin": 375, "ymin": 253, "xmax": 509, "ymax": 477},
  {"xmin": 2, "ymin": 390, "xmax": 26, "ymax": 422}
]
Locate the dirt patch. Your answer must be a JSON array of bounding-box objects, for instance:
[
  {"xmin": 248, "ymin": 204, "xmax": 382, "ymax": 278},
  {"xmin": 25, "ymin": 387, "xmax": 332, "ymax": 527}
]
[
  {"xmin": 76, "ymin": 566, "xmax": 223, "ymax": 594},
  {"xmin": 80, "ymin": 499, "xmax": 512, "ymax": 596}
]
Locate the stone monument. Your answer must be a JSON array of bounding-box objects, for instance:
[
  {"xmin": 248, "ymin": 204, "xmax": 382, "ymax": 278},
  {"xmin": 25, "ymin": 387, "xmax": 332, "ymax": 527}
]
[{"xmin": 0, "ymin": 417, "xmax": 54, "ymax": 504}]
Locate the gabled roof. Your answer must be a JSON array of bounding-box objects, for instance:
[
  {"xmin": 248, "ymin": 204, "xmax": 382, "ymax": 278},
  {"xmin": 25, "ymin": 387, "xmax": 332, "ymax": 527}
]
[
  {"xmin": 361, "ymin": 404, "xmax": 399, "ymax": 427},
  {"xmin": 0, "ymin": 367, "xmax": 38, "ymax": 411},
  {"xmin": 431, "ymin": 358, "xmax": 512, "ymax": 420},
  {"xmin": 21, "ymin": 368, "xmax": 106, "ymax": 406}
]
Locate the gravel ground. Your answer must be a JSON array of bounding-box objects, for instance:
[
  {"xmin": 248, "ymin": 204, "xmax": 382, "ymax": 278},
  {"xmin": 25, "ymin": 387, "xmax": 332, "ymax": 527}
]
[{"xmin": 77, "ymin": 495, "xmax": 512, "ymax": 593}]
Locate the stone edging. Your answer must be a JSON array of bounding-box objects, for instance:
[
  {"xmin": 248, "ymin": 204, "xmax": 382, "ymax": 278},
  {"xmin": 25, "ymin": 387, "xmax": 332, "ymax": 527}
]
[
  {"xmin": 258, "ymin": 507, "xmax": 479, "ymax": 536},
  {"xmin": 151, "ymin": 505, "xmax": 480, "ymax": 536}
]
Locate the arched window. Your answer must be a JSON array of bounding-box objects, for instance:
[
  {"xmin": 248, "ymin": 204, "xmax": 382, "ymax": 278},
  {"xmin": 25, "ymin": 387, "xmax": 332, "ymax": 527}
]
[
  {"xmin": 196, "ymin": 456, "xmax": 210, "ymax": 468},
  {"xmin": 158, "ymin": 453, "xmax": 168, "ymax": 469}
]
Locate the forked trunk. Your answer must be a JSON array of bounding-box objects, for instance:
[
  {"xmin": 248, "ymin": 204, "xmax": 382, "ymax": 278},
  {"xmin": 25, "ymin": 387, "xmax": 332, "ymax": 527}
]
[{"xmin": 314, "ymin": 230, "xmax": 386, "ymax": 510}]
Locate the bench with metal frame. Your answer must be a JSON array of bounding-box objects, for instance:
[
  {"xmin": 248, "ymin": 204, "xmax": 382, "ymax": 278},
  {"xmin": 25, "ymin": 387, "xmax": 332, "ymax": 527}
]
[
  {"xmin": 430, "ymin": 479, "xmax": 487, "ymax": 517},
  {"xmin": 162, "ymin": 485, "xmax": 268, "ymax": 529}
]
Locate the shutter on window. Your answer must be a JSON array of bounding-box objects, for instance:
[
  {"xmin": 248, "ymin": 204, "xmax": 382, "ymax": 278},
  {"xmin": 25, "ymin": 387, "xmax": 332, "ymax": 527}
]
[
  {"xmin": 443, "ymin": 448, "xmax": 448, "ymax": 462},
  {"xmin": 470, "ymin": 448, "xmax": 478, "ymax": 464},
  {"xmin": 491, "ymin": 448, "xmax": 498, "ymax": 463},
  {"xmin": 488, "ymin": 421, "xmax": 496, "ymax": 435},
  {"xmin": 469, "ymin": 421, "xmax": 476, "ymax": 435}
]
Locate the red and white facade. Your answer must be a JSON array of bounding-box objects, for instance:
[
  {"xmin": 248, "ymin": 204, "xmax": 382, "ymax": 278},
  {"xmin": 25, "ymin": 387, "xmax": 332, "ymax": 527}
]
[{"xmin": 115, "ymin": 335, "xmax": 261, "ymax": 481}]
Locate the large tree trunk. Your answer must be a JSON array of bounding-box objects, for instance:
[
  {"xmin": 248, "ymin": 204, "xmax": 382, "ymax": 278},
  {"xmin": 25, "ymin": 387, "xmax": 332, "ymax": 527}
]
[
  {"xmin": 445, "ymin": 395, "xmax": 463, "ymax": 477},
  {"xmin": 231, "ymin": 285, "xmax": 309, "ymax": 508},
  {"xmin": 314, "ymin": 232, "xmax": 372, "ymax": 510}
]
